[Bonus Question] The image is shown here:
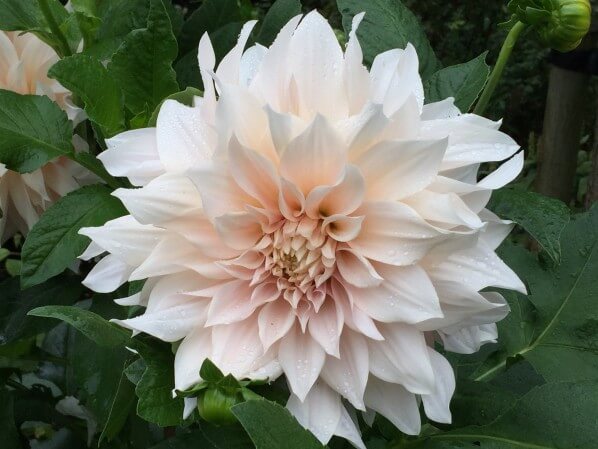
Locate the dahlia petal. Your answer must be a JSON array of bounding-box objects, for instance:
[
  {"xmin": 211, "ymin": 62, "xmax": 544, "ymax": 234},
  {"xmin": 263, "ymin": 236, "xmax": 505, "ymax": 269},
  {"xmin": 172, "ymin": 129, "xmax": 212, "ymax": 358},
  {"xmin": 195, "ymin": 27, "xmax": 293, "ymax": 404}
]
[
  {"xmin": 421, "ymin": 98, "xmax": 461, "ymax": 120},
  {"xmin": 156, "ymin": 100, "xmax": 214, "ymax": 172},
  {"xmin": 340, "ymin": 103, "xmax": 389, "ymax": 161},
  {"xmin": 197, "ymin": 32, "xmax": 217, "ymax": 121},
  {"xmin": 322, "ymin": 215, "xmax": 364, "ymax": 243},
  {"xmin": 280, "ymin": 114, "xmax": 346, "ymax": 195},
  {"xmin": 113, "ymin": 300, "xmax": 208, "ymax": 342},
  {"xmin": 440, "ymin": 323, "xmax": 498, "ymax": 354},
  {"xmin": 370, "ymin": 44, "xmax": 424, "ymax": 115},
  {"xmin": 344, "ymin": 12, "xmax": 370, "ymax": 114},
  {"xmin": 357, "ymin": 138, "xmax": 447, "ymax": 200},
  {"xmin": 174, "ymin": 326, "xmax": 213, "ymax": 390},
  {"xmin": 377, "ymin": 323, "xmax": 435, "ymax": 394},
  {"xmin": 279, "ymin": 178, "xmax": 305, "ymax": 220},
  {"xmin": 183, "ymin": 398, "xmax": 198, "ymax": 420},
  {"xmin": 428, "ymin": 239, "xmax": 526, "ymax": 294},
  {"xmin": 336, "ymin": 248, "xmax": 383, "ymax": 288},
  {"xmin": 350, "ymin": 201, "xmax": 446, "ymax": 265},
  {"xmin": 113, "ymin": 174, "xmax": 202, "ymax": 225},
  {"xmin": 421, "ymin": 349, "xmax": 455, "ymax": 424},
  {"xmin": 321, "ymin": 330, "xmax": 368, "ymax": 409},
  {"xmin": 404, "ymin": 190, "xmax": 483, "ymax": 229},
  {"xmin": 189, "ymin": 165, "xmax": 252, "ymax": 219},
  {"xmin": 82, "ymin": 254, "xmax": 133, "ymax": 293},
  {"xmin": 251, "ymin": 15, "xmax": 303, "ymax": 111},
  {"xmin": 100, "ymin": 128, "xmax": 164, "ymax": 186},
  {"xmin": 211, "ymin": 318, "xmax": 264, "ymax": 378},
  {"xmin": 334, "ymin": 406, "xmax": 366, "ymax": 449},
  {"xmin": 308, "ymin": 299, "xmax": 343, "ymax": 356},
  {"xmin": 332, "ymin": 281, "xmax": 384, "ymax": 340},
  {"xmin": 264, "ymin": 106, "xmax": 305, "ymax": 155},
  {"xmin": 364, "ymin": 376, "xmax": 421, "ymax": 435},
  {"xmin": 288, "ymin": 11, "xmax": 347, "ymax": 119},
  {"xmin": 80, "ymin": 216, "xmax": 163, "ymax": 266},
  {"xmin": 216, "ymin": 20, "xmax": 258, "ymax": 85},
  {"xmin": 214, "ymin": 212, "xmax": 262, "ymax": 251},
  {"xmin": 79, "ymin": 241, "xmax": 104, "ymax": 261},
  {"xmin": 478, "ymin": 209, "xmax": 514, "ymax": 250},
  {"xmin": 348, "ymin": 263, "xmax": 442, "ymax": 323},
  {"xmin": 477, "ymin": 151, "xmax": 524, "ymax": 189},
  {"xmin": 215, "ymin": 84, "xmax": 275, "ymax": 160},
  {"xmin": 286, "ymin": 381, "xmax": 341, "ymax": 445},
  {"xmin": 279, "ymin": 324, "xmax": 326, "ymax": 401},
  {"xmin": 229, "ymin": 137, "xmax": 280, "ymax": 209},
  {"xmin": 316, "ymin": 165, "xmax": 366, "ymax": 216},
  {"xmin": 239, "ymin": 44, "xmax": 267, "ymax": 88},
  {"xmin": 0, "ymin": 32, "xmax": 19, "ymax": 82},
  {"xmin": 206, "ymin": 280, "xmax": 258, "ymax": 326},
  {"xmin": 258, "ymin": 300, "xmax": 295, "ymax": 351}
]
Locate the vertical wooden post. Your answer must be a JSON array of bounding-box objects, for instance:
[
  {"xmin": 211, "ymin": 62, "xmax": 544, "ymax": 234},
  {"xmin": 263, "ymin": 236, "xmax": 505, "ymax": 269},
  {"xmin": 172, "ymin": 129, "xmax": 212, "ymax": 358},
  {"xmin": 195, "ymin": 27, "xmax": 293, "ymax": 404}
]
[{"xmin": 536, "ymin": 65, "xmax": 589, "ymax": 203}]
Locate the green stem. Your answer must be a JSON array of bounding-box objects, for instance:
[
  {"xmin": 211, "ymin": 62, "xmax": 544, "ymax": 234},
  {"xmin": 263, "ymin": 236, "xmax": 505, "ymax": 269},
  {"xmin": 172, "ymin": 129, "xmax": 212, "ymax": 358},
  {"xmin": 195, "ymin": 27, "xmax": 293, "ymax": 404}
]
[
  {"xmin": 473, "ymin": 21, "xmax": 527, "ymax": 116},
  {"xmin": 38, "ymin": 0, "xmax": 72, "ymax": 57}
]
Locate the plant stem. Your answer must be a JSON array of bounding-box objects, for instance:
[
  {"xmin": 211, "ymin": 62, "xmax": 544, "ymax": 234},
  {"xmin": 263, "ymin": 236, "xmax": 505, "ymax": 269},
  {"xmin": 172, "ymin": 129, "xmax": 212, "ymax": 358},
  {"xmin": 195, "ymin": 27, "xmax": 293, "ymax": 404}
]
[
  {"xmin": 38, "ymin": 0, "xmax": 72, "ymax": 57},
  {"xmin": 473, "ymin": 21, "xmax": 527, "ymax": 116}
]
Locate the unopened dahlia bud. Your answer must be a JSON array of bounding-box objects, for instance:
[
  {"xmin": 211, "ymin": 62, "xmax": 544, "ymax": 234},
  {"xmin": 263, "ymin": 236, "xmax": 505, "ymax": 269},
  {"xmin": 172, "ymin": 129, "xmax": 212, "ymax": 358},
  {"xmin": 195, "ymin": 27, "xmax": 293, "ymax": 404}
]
[
  {"xmin": 197, "ymin": 388, "xmax": 243, "ymax": 425},
  {"xmin": 508, "ymin": 0, "xmax": 591, "ymax": 51}
]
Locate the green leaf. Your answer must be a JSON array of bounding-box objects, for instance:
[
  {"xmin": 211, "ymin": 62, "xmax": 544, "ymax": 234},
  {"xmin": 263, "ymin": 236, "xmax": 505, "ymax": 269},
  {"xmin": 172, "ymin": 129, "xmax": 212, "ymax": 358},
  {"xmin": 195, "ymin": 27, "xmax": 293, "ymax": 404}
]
[
  {"xmin": 337, "ymin": 0, "xmax": 441, "ymax": 79},
  {"xmin": 200, "ymin": 358, "xmax": 225, "ymax": 383},
  {"xmin": 98, "ymin": 359, "xmax": 136, "ymax": 443},
  {"xmin": 0, "ymin": 389, "xmax": 21, "ymax": 449},
  {"xmin": 148, "ymin": 87, "xmax": 202, "ymax": 126},
  {"xmin": 108, "ymin": 0, "xmax": 179, "ymax": 116},
  {"xmin": 411, "ymin": 382, "xmax": 598, "ymax": 448},
  {"xmin": 424, "ymin": 53, "xmax": 490, "ymax": 112},
  {"xmin": 21, "ymin": 185, "xmax": 126, "ymax": 289},
  {"xmin": 255, "ymin": 0, "xmax": 301, "ymax": 47},
  {"xmin": 0, "ymin": 0, "xmax": 70, "ymax": 54},
  {"xmin": 232, "ymin": 399, "xmax": 325, "ymax": 449},
  {"xmin": 48, "ymin": 54, "xmax": 125, "ymax": 137},
  {"xmin": 490, "ymin": 188, "xmax": 570, "ymax": 263},
  {"xmin": 474, "ymin": 206, "xmax": 598, "ymax": 382},
  {"xmin": 449, "ymin": 380, "xmax": 517, "ymax": 428},
  {"xmin": 85, "ymin": 0, "xmax": 150, "ymax": 60},
  {"xmin": 0, "ymin": 276, "xmax": 83, "ymax": 345},
  {"xmin": 134, "ymin": 341, "xmax": 184, "ymax": 427},
  {"xmin": 178, "ymin": 0, "xmax": 240, "ymax": 56},
  {"xmin": 28, "ymin": 305, "xmax": 131, "ymax": 347},
  {"xmin": 148, "ymin": 423, "xmax": 253, "ymax": 449},
  {"xmin": 0, "ymin": 90, "xmax": 73, "ymax": 173}
]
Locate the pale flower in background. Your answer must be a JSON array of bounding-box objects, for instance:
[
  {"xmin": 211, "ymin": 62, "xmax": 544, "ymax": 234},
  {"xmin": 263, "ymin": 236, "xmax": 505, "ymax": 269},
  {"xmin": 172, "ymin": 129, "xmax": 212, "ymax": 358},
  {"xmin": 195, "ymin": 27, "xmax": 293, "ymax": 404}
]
[
  {"xmin": 0, "ymin": 31, "xmax": 86, "ymax": 241},
  {"xmin": 80, "ymin": 12, "xmax": 525, "ymax": 448}
]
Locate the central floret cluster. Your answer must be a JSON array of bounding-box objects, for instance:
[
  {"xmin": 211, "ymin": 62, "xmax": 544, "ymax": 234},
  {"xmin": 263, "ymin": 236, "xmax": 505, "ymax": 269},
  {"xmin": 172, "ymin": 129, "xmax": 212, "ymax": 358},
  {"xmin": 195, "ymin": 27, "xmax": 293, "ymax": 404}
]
[{"xmin": 80, "ymin": 11, "xmax": 525, "ymax": 448}]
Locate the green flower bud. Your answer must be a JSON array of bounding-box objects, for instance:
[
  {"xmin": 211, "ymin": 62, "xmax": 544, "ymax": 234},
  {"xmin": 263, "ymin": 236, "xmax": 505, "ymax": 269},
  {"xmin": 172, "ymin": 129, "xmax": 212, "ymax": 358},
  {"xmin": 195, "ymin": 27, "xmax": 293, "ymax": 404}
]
[
  {"xmin": 507, "ymin": 0, "xmax": 592, "ymax": 52},
  {"xmin": 197, "ymin": 388, "xmax": 243, "ymax": 425}
]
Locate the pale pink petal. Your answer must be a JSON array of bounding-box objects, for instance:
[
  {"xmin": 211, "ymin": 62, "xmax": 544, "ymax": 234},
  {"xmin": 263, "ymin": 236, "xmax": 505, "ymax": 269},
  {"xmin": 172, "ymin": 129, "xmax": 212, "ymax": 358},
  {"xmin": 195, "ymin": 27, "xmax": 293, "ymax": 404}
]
[
  {"xmin": 286, "ymin": 381, "xmax": 341, "ymax": 445},
  {"xmin": 279, "ymin": 114, "xmax": 346, "ymax": 195},
  {"xmin": 421, "ymin": 349, "xmax": 455, "ymax": 424},
  {"xmin": 174, "ymin": 326, "xmax": 213, "ymax": 390},
  {"xmin": 216, "ymin": 21, "xmax": 258, "ymax": 85},
  {"xmin": 229, "ymin": 137, "xmax": 280, "ymax": 209},
  {"xmin": 357, "ymin": 138, "xmax": 447, "ymax": 200},
  {"xmin": 82, "ymin": 254, "xmax": 133, "ymax": 293},
  {"xmin": 278, "ymin": 324, "xmax": 326, "ymax": 401},
  {"xmin": 206, "ymin": 280, "xmax": 258, "ymax": 326},
  {"xmin": 211, "ymin": 318, "xmax": 264, "ymax": 378},
  {"xmin": 214, "ymin": 212, "xmax": 262, "ymax": 250},
  {"xmin": 308, "ymin": 299, "xmax": 343, "ymax": 356},
  {"xmin": 258, "ymin": 300, "xmax": 295, "ymax": 350},
  {"xmin": 344, "ymin": 13, "xmax": 370, "ymax": 114},
  {"xmin": 336, "ymin": 248, "xmax": 383, "ymax": 288},
  {"xmin": 321, "ymin": 329, "xmax": 368, "ymax": 409},
  {"xmin": 350, "ymin": 201, "xmax": 446, "ymax": 265},
  {"xmin": 364, "ymin": 376, "xmax": 421, "ymax": 435},
  {"xmin": 113, "ymin": 173, "xmax": 202, "ymax": 225}
]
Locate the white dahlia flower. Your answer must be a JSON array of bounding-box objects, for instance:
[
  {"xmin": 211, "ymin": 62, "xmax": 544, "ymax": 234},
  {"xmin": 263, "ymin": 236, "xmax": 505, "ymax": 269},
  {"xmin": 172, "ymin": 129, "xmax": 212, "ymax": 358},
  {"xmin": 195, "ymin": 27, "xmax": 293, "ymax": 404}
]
[
  {"xmin": 80, "ymin": 12, "xmax": 526, "ymax": 447},
  {"xmin": 0, "ymin": 31, "xmax": 85, "ymax": 241}
]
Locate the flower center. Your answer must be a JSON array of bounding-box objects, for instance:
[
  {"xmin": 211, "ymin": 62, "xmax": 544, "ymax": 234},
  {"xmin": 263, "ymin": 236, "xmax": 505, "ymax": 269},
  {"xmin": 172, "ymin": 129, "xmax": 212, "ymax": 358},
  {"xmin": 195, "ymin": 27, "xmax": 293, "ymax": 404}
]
[{"xmin": 265, "ymin": 217, "xmax": 337, "ymax": 290}]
